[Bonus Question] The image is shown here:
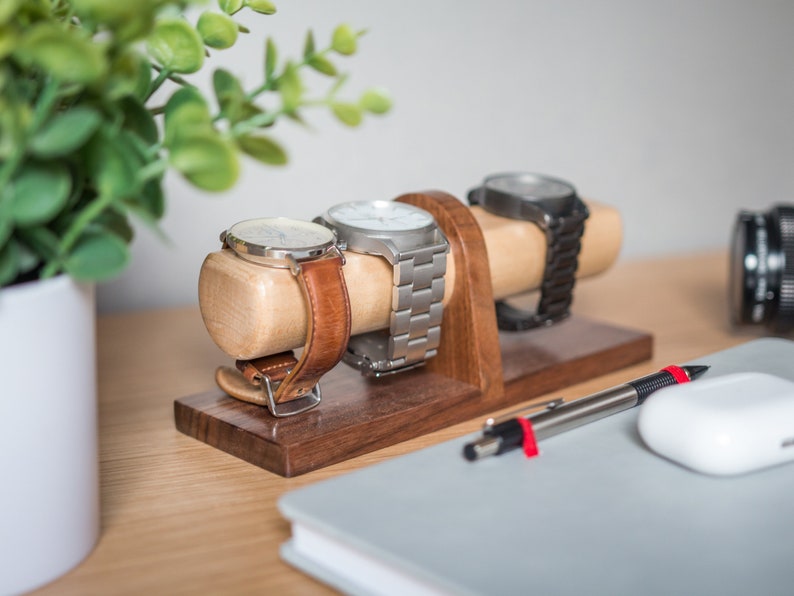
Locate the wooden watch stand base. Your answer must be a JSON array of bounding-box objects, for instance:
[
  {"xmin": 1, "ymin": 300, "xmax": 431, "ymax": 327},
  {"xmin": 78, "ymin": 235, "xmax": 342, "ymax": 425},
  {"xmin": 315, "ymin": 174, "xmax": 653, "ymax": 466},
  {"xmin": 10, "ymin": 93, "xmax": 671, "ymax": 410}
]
[{"xmin": 174, "ymin": 192, "xmax": 652, "ymax": 477}]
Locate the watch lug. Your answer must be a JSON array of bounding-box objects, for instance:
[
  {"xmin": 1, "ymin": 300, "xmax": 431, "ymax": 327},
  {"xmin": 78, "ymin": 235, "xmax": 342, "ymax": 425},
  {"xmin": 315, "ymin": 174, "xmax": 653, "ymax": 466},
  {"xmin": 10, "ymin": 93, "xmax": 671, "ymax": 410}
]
[
  {"xmin": 519, "ymin": 201, "xmax": 552, "ymax": 227},
  {"xmin": 329, "ymin": 244, "xmax": 346, "ymax": 265},
  {"xmin": 286, "ymin": 253, "xmax": 301, "ymax": 276}
]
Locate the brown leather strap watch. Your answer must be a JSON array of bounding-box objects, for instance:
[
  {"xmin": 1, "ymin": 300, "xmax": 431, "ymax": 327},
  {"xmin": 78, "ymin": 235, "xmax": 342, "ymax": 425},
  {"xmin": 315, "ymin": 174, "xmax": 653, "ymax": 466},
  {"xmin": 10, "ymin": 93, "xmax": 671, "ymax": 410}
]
[{"xmin": 214, "ymin": 217, "xmax": 351, "ymax": 417}]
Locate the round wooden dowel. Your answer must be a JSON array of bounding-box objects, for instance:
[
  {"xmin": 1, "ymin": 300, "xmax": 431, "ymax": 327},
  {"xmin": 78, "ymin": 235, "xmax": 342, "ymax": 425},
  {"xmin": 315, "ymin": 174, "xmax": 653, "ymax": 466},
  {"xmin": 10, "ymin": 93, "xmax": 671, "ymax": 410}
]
[{"xmin": 199, "ymin": 200, "xmax": 622, "ymax": 360}]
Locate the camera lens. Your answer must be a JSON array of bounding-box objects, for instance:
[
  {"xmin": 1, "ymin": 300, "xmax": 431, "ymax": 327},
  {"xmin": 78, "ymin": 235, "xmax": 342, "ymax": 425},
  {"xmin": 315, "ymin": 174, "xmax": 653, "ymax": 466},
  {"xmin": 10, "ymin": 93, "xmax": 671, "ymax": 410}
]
[{"xmin": 729, "ymin": 205, "xmax": 794, "ymax": 333}]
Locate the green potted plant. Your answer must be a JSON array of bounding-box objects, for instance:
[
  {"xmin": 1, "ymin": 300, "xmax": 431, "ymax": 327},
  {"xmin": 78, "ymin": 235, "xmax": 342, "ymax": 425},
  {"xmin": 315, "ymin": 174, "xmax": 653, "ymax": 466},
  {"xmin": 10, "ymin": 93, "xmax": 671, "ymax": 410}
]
[{"xmin": 0, "ymin": 1, "xmax": 390, "ymax": 592}]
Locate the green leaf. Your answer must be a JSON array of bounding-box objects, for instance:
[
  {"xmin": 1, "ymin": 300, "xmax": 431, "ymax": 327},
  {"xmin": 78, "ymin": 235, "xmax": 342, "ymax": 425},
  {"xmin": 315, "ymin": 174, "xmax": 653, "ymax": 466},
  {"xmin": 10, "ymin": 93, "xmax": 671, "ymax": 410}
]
[
  {"xmin": 64, "ymin": 231, "xmax": 130, "ymax": 281},
  {"xmin": 245, "ymin": 0, "xmax": 277, "ymax": 15},
  {"xmin": 73, "ymin": 0, "xmax": 156, "ymax": 43},
  {"xmin": 14, "ymin": 240, "xmax": 40, "ymax": 275},
  {"xmin": 213, "ymin": 68, "xmax": 244, "ymax": 106},
  {"xmin": 18, "ymin": 226, "xmax": 62, "ymax": 264},
  {"xmin": 0, "ymin": 188, "xmax": 13, "ymax": 247},
  {"xmin": 0, "ymin": 0, "xmax": 22, "ymax": 26},
  {"xmin": 86, "ymin": 131, "xmax": 140, "ymax": 200},
  {"xmin": 11, "ymin": 162, "xmax": 72, "ymax": 226},
  {"xmin": 122, "ymin": 177, "xmax": 165, "ymax": 222},
  {"xmin": 121, "ymin": 96, "xmax": 158, "ymax": 145},
  {"xmin": 303, "ymin": 30, "xmax": 315, "ymax": 59},
  {"xmin": 164, "ymin": 86, "xmax": 213, "ymax": 147},
  {"xmin": 277, "ymin": 62, "xmax": 302, "ymax": 113},
  {"xmin": 169, "ymin": 132, "xmax": 240, "ymax": 191},
  {"xmin": 307, "ymin": 55, "xmax": 337, "ymax": 77},
  {"xmin": 14, "ymin": 23, "xmax": 107, "ymax": 84},
  {"xmin": 331, "ymin": 24, "xmax": 357, "ymax": 56},
  {"xmin": 106, "ymin": 48, "xmax": 151, "ymax": 100},
  {"xmin": 359, "ymin": 87, "xmax": 393, "ymax": 114},
  {"xmin": 264, "ymin": 37, "xmax": 277, "ymax": 80},
  {"xmin": 331, "ymin": 102, "xmax": 363, "ymax": 127},
  {"xmin": 0, "ymin": 26, "xmax": 18, "ymax": 60},
  {"xmin": 218, "ymin": 0, "xmax": 244, "ymax": 15},
  {"xmin": 0, "ymin": 239, "xmax": 19, "ymax": 286},
  {"xmin": 146, "ymin": 17, "xmax": 205, "ymax": 74},
  {"xmin": 237, "ymin": 134, "xmax": 287, "ymax": 165},
  {"xmin": 93, "ymin": 209, "xmax": 135, "ymax": 243},
  {"xmin": 30, "ymin": 107, "xmax": 102, "ymax": 158},
  {"xmin": 197, "ymin": 11, "xmax": 238, "ymax": 50},
  {"xmin": 213, "ymin": 69, "xmax": 262, "ymax": 124}
]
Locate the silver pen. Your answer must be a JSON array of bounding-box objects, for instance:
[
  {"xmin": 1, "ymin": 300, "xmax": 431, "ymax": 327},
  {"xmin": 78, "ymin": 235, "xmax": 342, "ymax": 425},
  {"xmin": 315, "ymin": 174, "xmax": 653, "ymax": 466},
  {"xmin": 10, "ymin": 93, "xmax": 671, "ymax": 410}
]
[{"xmin": 463, "ymin": 364, "xmax": 710, "ymax": 461}]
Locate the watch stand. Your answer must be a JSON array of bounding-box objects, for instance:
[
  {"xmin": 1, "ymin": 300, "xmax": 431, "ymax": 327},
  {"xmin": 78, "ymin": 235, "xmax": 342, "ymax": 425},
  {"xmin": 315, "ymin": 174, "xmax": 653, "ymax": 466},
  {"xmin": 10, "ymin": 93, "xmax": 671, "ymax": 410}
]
[{"xmin": 174, "ymin": 191, "xmax": 652, "ymax": 477}]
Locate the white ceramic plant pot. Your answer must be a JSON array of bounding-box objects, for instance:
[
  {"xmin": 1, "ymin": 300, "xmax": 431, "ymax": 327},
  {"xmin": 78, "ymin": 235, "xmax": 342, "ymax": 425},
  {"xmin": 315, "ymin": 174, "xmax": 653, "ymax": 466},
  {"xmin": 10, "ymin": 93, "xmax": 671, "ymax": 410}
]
[{"xmin": 0, "ymin": 275, "xmax": 99, "ymax": 595}]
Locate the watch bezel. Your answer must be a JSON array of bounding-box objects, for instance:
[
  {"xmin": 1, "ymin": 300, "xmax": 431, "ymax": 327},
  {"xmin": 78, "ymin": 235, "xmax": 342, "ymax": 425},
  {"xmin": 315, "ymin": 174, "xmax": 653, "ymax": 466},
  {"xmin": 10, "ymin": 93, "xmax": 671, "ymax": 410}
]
[
  {"xmin": 317, "ymin": 200, "xmax": 443, "ymax": 260},
  {"xmin": 223, "ymin": 217, "xmax": 339, "ymax": 269},
  {"xmin": 473, "ymin": 172, "xmax": 587, "ymax": 227}
]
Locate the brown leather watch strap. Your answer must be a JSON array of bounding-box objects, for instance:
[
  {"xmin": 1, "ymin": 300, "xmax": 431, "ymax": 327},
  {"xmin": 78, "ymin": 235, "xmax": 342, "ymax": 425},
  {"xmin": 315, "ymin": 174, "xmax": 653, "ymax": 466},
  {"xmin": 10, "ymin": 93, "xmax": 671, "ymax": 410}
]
[
  {"xmin": 217, "ymin": 253, "xmax": 351, "ymax": 415},
  {"xmin": 237, "ymin": 352, "xmax": 297, "ymax": 386},
  {"xmin": 269, "ymin": 256, "xmax": 351, "ymax": 402}
]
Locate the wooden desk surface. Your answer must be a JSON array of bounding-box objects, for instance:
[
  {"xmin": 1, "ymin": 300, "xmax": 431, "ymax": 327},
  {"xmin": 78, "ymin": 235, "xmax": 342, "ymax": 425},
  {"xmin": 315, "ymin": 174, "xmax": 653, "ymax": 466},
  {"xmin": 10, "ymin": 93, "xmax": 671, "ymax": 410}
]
[{"xmin": 33, "ymin": 251, "xmax": 766, "ymax": 595}]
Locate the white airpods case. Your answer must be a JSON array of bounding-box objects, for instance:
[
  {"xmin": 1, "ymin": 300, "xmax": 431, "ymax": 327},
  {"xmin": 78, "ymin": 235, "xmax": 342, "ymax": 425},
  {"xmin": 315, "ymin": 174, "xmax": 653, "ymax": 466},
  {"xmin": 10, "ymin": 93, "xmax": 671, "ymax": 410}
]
[{"xmin": 637, "ymin": 372, "xmax": 794, "ymax": 476}]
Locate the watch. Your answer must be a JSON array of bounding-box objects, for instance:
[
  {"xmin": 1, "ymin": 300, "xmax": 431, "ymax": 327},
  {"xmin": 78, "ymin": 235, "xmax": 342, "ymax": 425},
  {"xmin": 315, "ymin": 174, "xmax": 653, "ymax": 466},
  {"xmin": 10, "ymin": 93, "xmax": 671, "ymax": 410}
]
[
  {"xmin": 214, "ymin": 217, "xmax": 351, "ymax": 417},
  {"xmin": 468, "ymin": 172, "xmax": 589, "ymax": 330},
  {"xmin": 315, "ymin": 200, "xmax": 449, "ymax": 377}
]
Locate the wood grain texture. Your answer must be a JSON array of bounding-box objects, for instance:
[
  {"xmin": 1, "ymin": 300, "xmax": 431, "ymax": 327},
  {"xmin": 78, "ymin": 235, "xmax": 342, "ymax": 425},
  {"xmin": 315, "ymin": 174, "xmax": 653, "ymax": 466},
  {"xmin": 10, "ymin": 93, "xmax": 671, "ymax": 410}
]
[
  {"xmin": 31, "ymin": 252, "xmax": 756, "ymax": 596},
  {"xmin": 199, "ymin": 197, "xmax": 622, "ymax": 360},
  {"xmin": 396, "ymin": 190, "xmax": 504, "ymax": 401}
]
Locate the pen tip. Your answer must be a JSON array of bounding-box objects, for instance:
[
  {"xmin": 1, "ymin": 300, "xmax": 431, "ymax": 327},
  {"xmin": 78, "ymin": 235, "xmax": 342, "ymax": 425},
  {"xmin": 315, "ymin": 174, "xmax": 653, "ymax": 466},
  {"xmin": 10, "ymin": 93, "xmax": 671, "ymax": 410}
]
[{"xmin": 685, "ymin": 365, "xmax": 710, "ymax": 380}]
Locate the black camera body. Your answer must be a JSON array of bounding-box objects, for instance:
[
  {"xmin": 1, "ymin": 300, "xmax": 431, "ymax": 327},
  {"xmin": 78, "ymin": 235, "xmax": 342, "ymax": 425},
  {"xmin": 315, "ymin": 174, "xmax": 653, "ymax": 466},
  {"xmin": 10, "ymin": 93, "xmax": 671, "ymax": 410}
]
[{"xmin": 730, "ymin": 205, "xmax": 794, "ymax": 333}]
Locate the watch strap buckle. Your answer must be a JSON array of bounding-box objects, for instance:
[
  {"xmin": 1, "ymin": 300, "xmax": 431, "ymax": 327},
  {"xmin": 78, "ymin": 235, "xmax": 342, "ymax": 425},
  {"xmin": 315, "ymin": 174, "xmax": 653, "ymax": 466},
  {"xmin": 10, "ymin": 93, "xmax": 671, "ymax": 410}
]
[
  {"xmin": 494, "ymin": 299, "xmax": 570, "ymax": 330},
  {"xmin": 215, "ymin": 360, "xmax": 322, "ymax": 417},
  {"xmin": 237, "ymin": 353, "xmax": 322, "ymax": 417},
  {"xmin": 260, "ymin": 375, "xmax": 322, "ymax": 417},
  {"xmin": 342, "ymin": 347, "xmax": 427, "ymax": 378}
]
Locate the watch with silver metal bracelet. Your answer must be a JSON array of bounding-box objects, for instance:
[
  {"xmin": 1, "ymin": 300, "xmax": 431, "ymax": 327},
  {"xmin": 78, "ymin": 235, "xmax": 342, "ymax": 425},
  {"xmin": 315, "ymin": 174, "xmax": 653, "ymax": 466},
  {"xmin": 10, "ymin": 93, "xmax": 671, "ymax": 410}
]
[
  {"xmin": 316, "ymin": 200, "xmax": 449, "ymax": 377},
  {"xmin": 468, "ymin": 172, "xmax": 589, "ymax": 330}
]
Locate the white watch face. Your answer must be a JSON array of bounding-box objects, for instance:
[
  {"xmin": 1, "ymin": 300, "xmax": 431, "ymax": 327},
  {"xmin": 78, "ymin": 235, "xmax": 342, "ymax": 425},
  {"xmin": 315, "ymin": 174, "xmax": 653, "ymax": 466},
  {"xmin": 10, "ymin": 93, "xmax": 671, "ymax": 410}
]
[
  {"xmin": 327, "ymin": 200, "xmax": 434, "ymax": 232},
  {"xmin": 228, "ymin": 217, "xmax": 335, "ymax": 251}
]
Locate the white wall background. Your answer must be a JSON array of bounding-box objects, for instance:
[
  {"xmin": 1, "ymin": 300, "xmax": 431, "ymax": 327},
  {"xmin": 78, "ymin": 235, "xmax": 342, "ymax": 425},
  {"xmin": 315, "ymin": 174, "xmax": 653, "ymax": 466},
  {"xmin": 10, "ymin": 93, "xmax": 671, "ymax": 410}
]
[{"xmin": 97, "ymin": 0, "xmax": 794, "ymax": 312}]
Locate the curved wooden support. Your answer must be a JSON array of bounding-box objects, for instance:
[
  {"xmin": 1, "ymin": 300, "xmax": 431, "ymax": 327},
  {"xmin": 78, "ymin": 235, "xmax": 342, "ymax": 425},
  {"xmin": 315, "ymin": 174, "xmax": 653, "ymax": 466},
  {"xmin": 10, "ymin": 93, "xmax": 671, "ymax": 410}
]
[{"xmin": 396, "ymin": 190, "xmax": 503, "ymax": 403}]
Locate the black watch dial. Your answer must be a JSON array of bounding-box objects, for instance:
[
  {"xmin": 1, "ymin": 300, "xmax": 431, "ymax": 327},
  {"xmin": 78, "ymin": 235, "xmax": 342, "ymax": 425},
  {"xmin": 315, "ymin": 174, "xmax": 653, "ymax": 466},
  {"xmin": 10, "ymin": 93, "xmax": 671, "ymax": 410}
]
[
  {"xmin": 485, "ymin": 172, "xmax": 574, "ymax": 199},
  {"xmin": 481, "ymin": 172, "xmax": 580, "ymax": 218}
]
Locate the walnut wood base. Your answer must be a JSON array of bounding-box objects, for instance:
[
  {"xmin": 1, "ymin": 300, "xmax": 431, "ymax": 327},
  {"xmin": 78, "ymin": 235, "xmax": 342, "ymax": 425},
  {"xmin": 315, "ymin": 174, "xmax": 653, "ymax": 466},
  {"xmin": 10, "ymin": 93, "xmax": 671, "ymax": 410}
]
[{"xmin": 174, "ymin": 316, "xmax": 652, "ymax": 477}]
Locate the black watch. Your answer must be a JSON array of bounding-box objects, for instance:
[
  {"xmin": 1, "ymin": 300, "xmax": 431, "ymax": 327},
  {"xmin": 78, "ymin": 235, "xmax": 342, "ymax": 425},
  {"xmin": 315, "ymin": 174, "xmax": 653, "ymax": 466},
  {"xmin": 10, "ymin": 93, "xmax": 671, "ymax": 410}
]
[{"xmin": 468, "ymin": 172, "xmax": 589, "ymax": 331}]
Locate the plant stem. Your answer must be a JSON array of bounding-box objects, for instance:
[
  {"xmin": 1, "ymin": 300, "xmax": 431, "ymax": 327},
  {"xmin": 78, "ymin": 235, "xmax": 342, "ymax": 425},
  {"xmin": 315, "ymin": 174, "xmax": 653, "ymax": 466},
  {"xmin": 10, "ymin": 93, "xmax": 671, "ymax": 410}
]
[
  {"xmin": 137, "ymin": 158, "xmax": 167, "ymax": 183},
  {"xmin": 230, "ymin": 110, "xmax": 281, "ymax": 137},
  {"xmin": 245, "ymin": 47, "xmax": 331, "ymax": 101},
  {"xmin": 246, "ymin": 77, "xmax": 277, "ymax": 101},
  {"xmin": 146, "ymin": 68, "xmax": 173, "ymax": 101}
]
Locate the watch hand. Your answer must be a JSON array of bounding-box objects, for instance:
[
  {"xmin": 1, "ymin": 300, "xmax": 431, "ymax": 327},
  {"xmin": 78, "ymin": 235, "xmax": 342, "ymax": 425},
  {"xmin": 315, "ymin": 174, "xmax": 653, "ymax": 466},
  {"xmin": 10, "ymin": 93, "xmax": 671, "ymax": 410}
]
[{"xmin": 260, "ymin": 224, "xmax": 287, "ymax": 244}]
